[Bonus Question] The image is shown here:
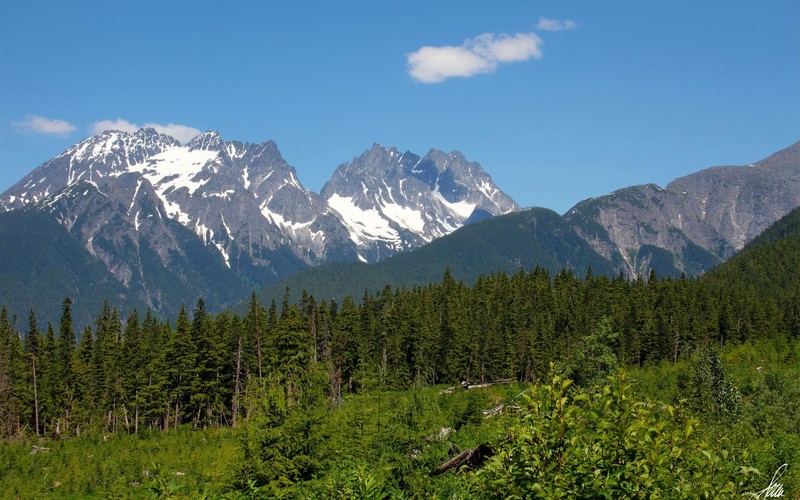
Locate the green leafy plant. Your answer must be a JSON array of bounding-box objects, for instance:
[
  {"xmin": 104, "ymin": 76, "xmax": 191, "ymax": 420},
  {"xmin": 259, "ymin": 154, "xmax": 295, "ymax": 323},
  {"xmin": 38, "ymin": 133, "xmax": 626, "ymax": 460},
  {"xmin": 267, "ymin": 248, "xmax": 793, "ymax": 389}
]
[{"xmin": 475, "ymin": 369, "xmax": 759, "ymax": 498}]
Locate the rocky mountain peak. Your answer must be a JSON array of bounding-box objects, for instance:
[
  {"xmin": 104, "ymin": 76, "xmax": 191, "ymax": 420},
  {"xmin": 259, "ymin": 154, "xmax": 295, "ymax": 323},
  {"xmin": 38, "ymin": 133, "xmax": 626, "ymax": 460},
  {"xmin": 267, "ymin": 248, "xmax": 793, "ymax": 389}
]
[
  {"xmin": 320, "ymin": 143, "xmax": 519, "ymax": 261},
  {"xmin": 186, "ymin": 130, "xmax": 224, "ymax": 151}
]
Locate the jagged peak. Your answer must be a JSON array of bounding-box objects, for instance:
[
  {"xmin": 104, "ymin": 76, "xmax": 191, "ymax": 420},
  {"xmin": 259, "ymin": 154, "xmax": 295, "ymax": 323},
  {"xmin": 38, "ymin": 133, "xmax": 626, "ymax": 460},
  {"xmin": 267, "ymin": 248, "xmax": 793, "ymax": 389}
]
[
  {"xmin": 135, "ymin": 127, "xmax": 162, "ymax": 137},
  {"xmin": 249, "ymin": 138, "xmax": 280, "ymax": 155},
  {"xmin": 425, "ymin": 148, "xmax": 464, "ymax": 159},
  {"xmin": 363, "ymin": 143, "xmax": 401, "ymax": 161},
  {"xmin": 186, "ymin": 130, "xmax": 223, "ymax": 151}
]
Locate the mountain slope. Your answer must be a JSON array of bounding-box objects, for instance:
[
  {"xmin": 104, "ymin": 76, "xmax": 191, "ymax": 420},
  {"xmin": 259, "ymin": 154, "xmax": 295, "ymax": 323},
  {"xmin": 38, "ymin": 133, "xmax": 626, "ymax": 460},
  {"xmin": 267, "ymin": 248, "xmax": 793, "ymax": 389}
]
[
  {"xmin": 701, "ymin": 206, "xmax": 800, "ymax": 304},
  {"xmin": 564, "ymin": 141, "xmax": 800, "ymax": 277}
]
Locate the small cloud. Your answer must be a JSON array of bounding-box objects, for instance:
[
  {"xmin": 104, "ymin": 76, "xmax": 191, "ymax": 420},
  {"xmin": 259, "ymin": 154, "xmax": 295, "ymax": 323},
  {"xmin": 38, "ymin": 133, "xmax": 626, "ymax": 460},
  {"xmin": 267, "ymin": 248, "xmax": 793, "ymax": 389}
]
[
  {"xmin": 90, "ymin": 119, "xmax": 201, "ymax": 144},
  {"xmin": 536, "ymin": 16, "xmax": 578, "ymax": 32},
  {"xmin": 90, "ymin": 118, "xmax": 139, "ymax": 135},
  {"xmin": 13, "ymin": 115, "xmax": 77, "ymax": 137},
  {"xmin": 145, "ymin": 123, "xmax": 203, "ymax": 144},
  {"xmin": 89, "ymin": 118, "xmax": 141, "ymax": 135},
  {"xmin": 408, "ymin": 32, "xmax": 543, "ymax": 84}
]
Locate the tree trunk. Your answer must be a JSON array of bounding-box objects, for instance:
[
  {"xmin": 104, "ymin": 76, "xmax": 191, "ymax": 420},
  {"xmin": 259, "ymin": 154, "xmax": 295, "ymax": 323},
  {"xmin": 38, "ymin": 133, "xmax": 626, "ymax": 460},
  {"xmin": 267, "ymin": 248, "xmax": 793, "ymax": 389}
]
[
  {"xmin": 232, "ymin": 335, "xmax": 242, "ymax": 427},
  {"xmin": 256, "ymin": 337, "xmax": 263, "ymax": 381},
  {"xmin": 32, "ymin": 355, "xmax": 39, "ymax": 435},
  {"xmin": 163, "ymin": 401, "xmax": 170, "ymax": 432}
]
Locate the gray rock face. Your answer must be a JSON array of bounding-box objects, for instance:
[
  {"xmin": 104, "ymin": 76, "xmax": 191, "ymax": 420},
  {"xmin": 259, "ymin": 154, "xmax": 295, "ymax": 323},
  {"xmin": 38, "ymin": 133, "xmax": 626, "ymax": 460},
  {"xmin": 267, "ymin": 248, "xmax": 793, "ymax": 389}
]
[
  {"xmin": 36, "ymin": 176, "xmax": 247, "ymax": 313},
  {"xmin": 321, "ymin": 144, "xmax": 519, "ymax": 261},
  {"xmin": 565, "ymin": 141, "xmax": 800, "ymax": 277}
]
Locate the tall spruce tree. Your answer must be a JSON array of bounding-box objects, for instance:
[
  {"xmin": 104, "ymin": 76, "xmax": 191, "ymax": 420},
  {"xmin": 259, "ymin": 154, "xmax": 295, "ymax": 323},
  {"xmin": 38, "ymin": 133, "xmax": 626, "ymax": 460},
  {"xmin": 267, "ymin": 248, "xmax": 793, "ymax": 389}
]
[{"xmin": 56, "ymin": 298, "xmax": 77, "ymax": 435}]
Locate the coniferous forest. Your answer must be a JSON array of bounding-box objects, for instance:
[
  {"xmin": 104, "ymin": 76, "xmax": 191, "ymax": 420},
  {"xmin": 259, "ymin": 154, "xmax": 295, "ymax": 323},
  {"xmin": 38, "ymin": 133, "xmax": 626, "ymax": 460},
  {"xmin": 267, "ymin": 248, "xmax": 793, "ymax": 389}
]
[{"xmin": 1, "ymin": 209, "xmax": 799, "ymax": 497}]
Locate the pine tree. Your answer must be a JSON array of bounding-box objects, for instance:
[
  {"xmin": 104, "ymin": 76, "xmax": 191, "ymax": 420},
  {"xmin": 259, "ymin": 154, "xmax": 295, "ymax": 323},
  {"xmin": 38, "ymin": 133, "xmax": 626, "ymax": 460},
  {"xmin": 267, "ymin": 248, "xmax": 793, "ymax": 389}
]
[
  {"xmin": 140, "ymin": 310, "xmax": 168, "ymax": 431},
  {"xmin": 166, "ymin": 305, "xmax": 195, "ymax": 429},
  {"xmin": 74, "ymin": 326, "xmax": 96, "ymax": 433},
  {"xmin": 39, "ymin": 324, "xmax": 58, "ymax": 435},
  {"xmin": 191, "ymin": 298, "xmax": 228, "ymax": 428},
  {"xmin": 244, "ymin": 292, "xmax": 265, "ymax": 381},
  {"xmin": 122, "ymin": 310, "xmax": 144, "ymax": 433},
  {"xmin": 23, "ymin": 310, "xmax": 43, "ymax": 434},
  {"xmin": 0, "ymin": 306, "xmax": 23, "ymax": 436},
  {"xmin": 55, "ymin": 298, "xmax": 77, "ymax": 435},
  {"xmin": 275, "ymin": 305, "xmax": 310, "ymax": 406},
  {"xmin": 94, "ymin": 302, "xmax": 123, "ymax": 432}
]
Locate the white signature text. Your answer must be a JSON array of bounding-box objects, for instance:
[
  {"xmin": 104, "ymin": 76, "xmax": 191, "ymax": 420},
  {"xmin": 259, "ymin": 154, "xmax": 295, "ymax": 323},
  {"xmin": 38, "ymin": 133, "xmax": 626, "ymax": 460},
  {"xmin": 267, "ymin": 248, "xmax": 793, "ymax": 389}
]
[{"xmin": 745, "ymin": 463, "xmax": 788, "ymax": 499}]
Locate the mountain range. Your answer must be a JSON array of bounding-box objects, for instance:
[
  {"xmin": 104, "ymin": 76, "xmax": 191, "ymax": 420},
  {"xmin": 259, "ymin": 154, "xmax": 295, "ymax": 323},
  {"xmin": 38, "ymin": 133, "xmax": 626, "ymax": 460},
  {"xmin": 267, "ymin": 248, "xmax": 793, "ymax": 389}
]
[
  {"xmin": 0, "ymin": 128, "xmax": 797, "ymax": 327},
  {"xmin": 0, "ymin": 129, "xmax": 517, "ymax": 324}
]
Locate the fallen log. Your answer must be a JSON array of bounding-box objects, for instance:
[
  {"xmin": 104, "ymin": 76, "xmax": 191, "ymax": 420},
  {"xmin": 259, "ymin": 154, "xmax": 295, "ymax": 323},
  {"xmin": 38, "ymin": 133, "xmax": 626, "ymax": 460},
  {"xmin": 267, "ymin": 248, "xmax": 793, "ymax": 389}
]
[
  {"xmin": 432, "ymin": 443, "xmax": 494, "ymax": 475},
  {"xmin": 462, "ymin": 379, "xmax": 513, "ymax": 390},
  {"xmin": 482, "ymin": 403, "xmax": 505, "ymax": 417}
]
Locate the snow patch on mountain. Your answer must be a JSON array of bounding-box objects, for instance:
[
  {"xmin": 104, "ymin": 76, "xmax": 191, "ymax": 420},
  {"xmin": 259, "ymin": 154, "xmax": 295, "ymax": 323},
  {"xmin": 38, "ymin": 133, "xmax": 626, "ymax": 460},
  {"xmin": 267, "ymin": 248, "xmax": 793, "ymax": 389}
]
[
  {"xmin": 131, "ymin": 147, "xmax": 218, "ymax": 196},
  {"xmin": 327, "ymin": 193, "xmax": 400, "ymax": 246},
  {"xmin": 432, "ymin": 185, "xmax": 476, "ymax": 220},
  {"xmin": 382, "ymin": 201, "xmax": 426, "ymax": 234}
]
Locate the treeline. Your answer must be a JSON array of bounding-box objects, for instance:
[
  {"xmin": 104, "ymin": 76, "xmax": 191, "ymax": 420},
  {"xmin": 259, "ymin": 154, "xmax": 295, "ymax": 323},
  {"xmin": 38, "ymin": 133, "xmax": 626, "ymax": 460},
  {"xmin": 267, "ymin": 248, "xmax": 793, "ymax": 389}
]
[{"xmin": 1, "ymin": 266, "xmax": 798, "ymax": 438}]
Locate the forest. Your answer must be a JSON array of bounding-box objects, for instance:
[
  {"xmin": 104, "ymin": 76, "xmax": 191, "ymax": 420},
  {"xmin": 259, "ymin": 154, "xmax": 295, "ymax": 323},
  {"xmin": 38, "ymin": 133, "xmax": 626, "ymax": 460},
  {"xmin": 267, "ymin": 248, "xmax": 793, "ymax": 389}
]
[{"xmin": 1, "ymin": 206, "xmax": 799, "ymax": 497}]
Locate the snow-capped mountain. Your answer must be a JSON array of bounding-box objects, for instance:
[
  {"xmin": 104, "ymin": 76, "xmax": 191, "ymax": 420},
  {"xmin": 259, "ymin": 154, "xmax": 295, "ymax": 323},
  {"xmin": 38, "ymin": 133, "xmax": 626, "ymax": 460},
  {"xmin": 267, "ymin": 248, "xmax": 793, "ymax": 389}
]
[
  {"xmin": 321, "ymin": 144, "xmax": 519, "ymax": 261},
  {"xmin": 0, "ymin": 128, "xmax": 519, "ymax": 319},
  {"xmin": 1, "ymin": 129, "xmax": 359, "ymax": 281},
  {"xmin": 1, "ymin": 128, "xmax": 180, "ymax": 210}
]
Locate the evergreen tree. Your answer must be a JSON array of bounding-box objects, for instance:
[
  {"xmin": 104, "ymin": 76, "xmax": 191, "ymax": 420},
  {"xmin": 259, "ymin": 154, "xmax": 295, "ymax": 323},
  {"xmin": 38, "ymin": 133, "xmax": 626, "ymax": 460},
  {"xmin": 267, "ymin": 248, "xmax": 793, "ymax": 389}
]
[
  {"xmin": 191, "ymin": 298, "xmax": 228, "ymax": 428},
  {"xmin": 244, "ymin": 292, "xmax": 265, "ymax": 381},
  {"xmin": 74, "ymin": 326, "xmax": 96, "ymax": 433},
  {"xmin": 122, "ymin": 310, "xmax": 144, "ymax": 433},
  {"xmin": 140, "ymin": 310, "xmax": 169, "ymax": 431},
  {"xmin": 23, "ymin": 310, "xmax": 43, "ymax": 434},
  {"xmin": 165, "ymin": 305, "xmax": 195, "ymax": 429},
  {"xmin": 0, "ymin": 306, "xmax": 23, "ymax": 436},
  {"xmin": 55, "ymin": 298, "xmax": 77, "ymax": 435},
  {"xmin": 94, "ymin": 302, "xmax": 123, "ymax": 432}
]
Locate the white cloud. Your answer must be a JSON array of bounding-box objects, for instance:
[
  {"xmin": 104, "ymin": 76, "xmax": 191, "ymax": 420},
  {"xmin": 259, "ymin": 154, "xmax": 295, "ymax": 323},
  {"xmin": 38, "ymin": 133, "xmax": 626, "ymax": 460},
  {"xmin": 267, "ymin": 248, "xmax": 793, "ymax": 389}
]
[
  {"xmin": 90, "ymin": 118, "xmax": 139, "ymax": 135},
  {"xmin": 90, "ymin": 118, "xmax": 202, "ymax": 144},
  {"xmin": 536, "ymin": 17, "xmax": 578, "ymax": 32},
  {"xmin": 13, "ymin": 115, "xmax": 77, "ymax": 137},
  {"xmin": 408, "ymin": 32, "xmax": 543, "ymax": 84},
  {"xmin": 147, "ymin": 123, "xmax": 203, "ymax": 144}
]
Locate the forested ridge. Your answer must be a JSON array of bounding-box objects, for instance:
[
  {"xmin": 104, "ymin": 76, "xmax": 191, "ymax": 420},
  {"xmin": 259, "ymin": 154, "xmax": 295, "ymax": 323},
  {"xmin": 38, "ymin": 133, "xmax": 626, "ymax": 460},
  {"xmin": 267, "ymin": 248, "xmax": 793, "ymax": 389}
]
[{"xmin": 0, "ymin": 209, "xmax": 799, "ymax": 497}]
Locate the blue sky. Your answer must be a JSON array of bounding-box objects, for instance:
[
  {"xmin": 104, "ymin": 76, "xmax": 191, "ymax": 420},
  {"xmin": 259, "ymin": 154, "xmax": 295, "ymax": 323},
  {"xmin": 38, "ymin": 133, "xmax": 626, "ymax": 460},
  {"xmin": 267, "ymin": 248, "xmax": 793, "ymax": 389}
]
[{"xmin": 1, "ymin": 1, "xmax": 798, "ymax": 214}]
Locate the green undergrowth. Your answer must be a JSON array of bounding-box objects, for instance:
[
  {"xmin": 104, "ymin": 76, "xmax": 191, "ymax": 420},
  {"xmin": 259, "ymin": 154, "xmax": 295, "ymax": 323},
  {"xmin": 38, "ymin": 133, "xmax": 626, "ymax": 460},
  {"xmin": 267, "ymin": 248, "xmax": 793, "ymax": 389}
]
[
  {"xmin": 1, "ymin": 338, "xmax": 798, "ymax": 498},
  {"xmin": 0, "ymin": 426, "xmax": 237, "ymax": 498}
]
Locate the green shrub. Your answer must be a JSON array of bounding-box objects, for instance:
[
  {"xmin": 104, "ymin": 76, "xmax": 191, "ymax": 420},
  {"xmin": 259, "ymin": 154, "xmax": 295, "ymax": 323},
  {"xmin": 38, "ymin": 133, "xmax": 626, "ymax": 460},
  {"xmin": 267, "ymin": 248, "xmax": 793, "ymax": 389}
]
[{"xmin": 475, "ymin": 370, "xmax": 759, "ymax": 498}]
